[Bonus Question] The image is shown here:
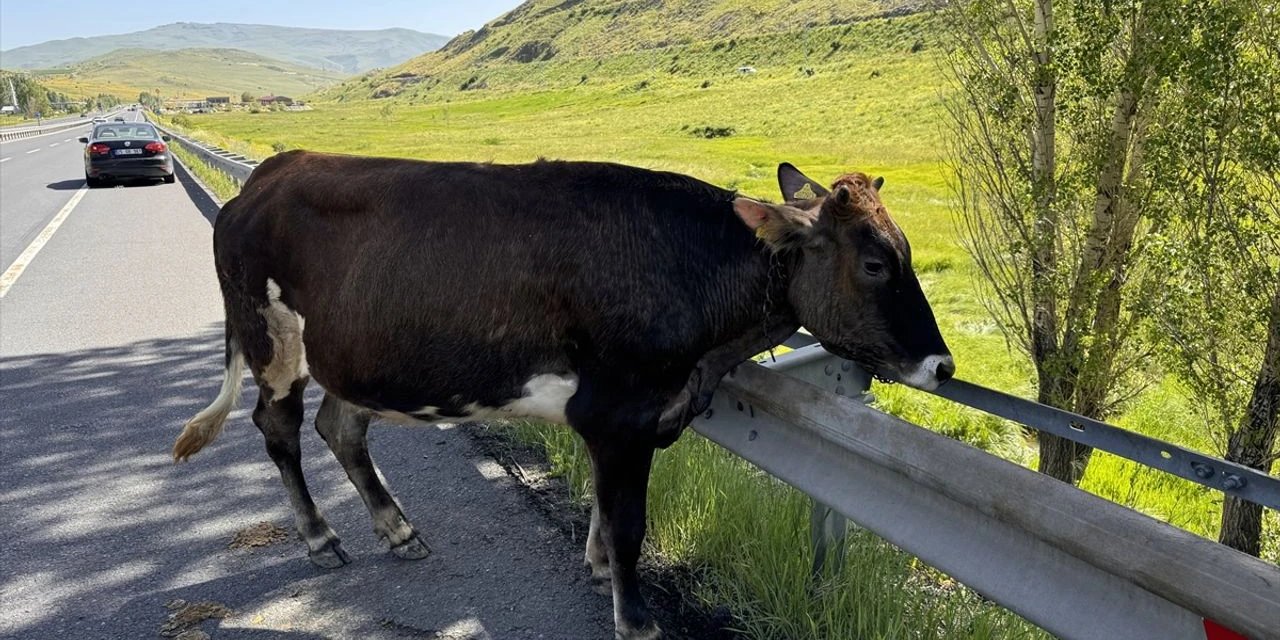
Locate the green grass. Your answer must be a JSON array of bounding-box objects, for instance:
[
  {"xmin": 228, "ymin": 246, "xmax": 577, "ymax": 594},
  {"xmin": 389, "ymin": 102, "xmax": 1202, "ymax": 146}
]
[
  {"xmin": 167, "ymin": 137, "xmax": 241, "ymax": 203},
  {"xmin": 505, "ymin": 420, "xmax": 1048, "ymax": 640},
  {"xmin": 156, "ymin": 9, "xmax": 1276, "ymax": 636},
  {"xmin": 35, "ymin": 48, "xmax": 345, "ymax": 102}
]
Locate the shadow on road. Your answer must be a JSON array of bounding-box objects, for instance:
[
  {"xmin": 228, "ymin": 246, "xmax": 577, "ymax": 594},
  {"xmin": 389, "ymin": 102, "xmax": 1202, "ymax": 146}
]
[
  {"xmin": 1, "ymin": 328, "xmax": 612, "ymax": 639},
  {"xmin": 44, "ymin": 179, "xmax": 85, "ymax": 191}
]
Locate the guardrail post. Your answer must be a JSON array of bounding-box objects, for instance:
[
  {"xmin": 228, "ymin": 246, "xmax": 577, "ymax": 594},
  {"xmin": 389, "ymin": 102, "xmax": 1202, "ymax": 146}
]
[
  {"xmin": 807, "ymin": 362, "xmax": 869, "ymax": 578},
  {"xmin": 755, "ymin": 342, "xmax": 873, "ymax": 577},
  {"xmin": 809, "ymin": 499, "xmax": 848, "ymax": 577}
]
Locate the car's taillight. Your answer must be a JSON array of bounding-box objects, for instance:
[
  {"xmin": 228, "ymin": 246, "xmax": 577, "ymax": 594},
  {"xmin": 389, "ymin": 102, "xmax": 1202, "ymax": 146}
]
[
  {"xmin": 145, "ymin": 142, "xmax": 167, "ymax": 153},
  {"xmin": 88, "ymin": 143, "xmax": 111, "ymax": 156}
]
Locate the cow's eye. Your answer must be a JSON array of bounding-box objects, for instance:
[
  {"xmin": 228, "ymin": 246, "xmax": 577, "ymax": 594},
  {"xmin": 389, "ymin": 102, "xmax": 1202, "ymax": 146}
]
[{"xmin": 864, "ymin": 260, "xmax": 885, "ymax": 277}]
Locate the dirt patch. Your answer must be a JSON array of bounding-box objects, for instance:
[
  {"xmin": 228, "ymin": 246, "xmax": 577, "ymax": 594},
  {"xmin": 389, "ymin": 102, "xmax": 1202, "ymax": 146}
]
[
  {"xmin": 228, "ymin": 521, "xmax": 290, "ymax": 549},
  {"xmin": 466, "ymin": 423, "xmax": 740, "ymax": 640},
  {"xmin": 160, "ymin": 599, "xmax": 233, "ymax": 637}
]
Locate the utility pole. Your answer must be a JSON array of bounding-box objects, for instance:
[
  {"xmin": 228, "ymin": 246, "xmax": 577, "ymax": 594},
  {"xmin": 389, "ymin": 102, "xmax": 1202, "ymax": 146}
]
[{"xmin": 5, "ymin": 77, "xmax": 17, "ymax": 109}]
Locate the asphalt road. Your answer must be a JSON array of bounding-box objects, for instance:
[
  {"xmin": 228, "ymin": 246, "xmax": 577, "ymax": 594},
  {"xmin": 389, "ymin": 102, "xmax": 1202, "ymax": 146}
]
[{"xmin": 0, "ymin": 112, "xmax": 615, "ymax": 638}]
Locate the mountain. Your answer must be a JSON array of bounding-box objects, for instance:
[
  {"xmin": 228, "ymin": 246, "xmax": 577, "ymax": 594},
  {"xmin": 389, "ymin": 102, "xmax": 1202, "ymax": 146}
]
[
  {"xmin": 0, "ymin": 23, "xmax": 450, "ymax": 74},
  {"xmin": 325, "ymin": 0, "xmax": 933, "ymax": 100},
  {"xmin": 33, "ymin": 48, "xmax": 347, "ymax": 99}
]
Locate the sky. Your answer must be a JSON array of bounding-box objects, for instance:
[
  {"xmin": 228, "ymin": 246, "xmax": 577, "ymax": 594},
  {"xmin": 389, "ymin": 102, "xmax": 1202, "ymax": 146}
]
[{"xmin": 0, "ymin": 0, "xmax": 526, "ymax": 51}]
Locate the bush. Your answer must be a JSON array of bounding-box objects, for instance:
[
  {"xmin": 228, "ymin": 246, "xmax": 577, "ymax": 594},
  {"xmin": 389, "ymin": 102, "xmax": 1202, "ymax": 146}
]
[
  {"xmin": 688, "ymin": 125, "xmax": 735, "ymax": 139},
  {"xmin": 271, "ymin": 141, "xmax": 287, "ymax": 153}
]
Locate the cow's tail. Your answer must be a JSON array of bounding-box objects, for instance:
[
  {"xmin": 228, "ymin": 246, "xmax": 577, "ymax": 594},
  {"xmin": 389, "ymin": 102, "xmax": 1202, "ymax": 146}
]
[{"xmin": 174, "ymin": 331, "xmax": 245, "ymax": 461}]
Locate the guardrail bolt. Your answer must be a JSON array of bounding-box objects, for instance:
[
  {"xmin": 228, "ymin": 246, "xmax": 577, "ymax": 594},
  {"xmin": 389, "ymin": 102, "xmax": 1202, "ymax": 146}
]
[
  {"xmin": 748, "ymin": 430, "xmax": 757, "ymax": 441},
  {"xmin": 703, "ymin": 408, "xmax": 714, "ymax": 420},
  {"xmin": 835, "ymin": 385, "xmax": 845, "ymax": 396},
  {"xmin": 841, "ymin": 361, "xmax": 853, "ymax": 372},
  {"xmin": 1190, "ymin": 461, "xmax": 1215, "ymax": 480},
  {"xmin": 824, "ymin": 364, "xmax": 834, "ymax": 376},
  {"xmin": 1222, "ymin": 474, "xmax": 1246, "ymax": 491}
]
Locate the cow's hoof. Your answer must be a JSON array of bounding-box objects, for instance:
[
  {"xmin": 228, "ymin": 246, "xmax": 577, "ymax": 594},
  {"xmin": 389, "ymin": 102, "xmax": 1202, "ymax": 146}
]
[
  {"xmin": 615, "ymin": 620, "xmax": 662, "ymax": 640},
  {"xmin": 390, "ymin": 534, "xmax": 430, "ymax": 560},
  {"xmin": 309, "ymin": 540, "xmax": 351, "ymax": 569}
]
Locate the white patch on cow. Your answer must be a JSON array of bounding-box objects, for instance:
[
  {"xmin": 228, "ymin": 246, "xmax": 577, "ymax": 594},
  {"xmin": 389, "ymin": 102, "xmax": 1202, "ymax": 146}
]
[
  {"xmin": 259, "ymin": 278, "xmax": 309, "ymax": 402},
  {"xmin": 898, "ymin": 354, "xmax": 952, "ymax": 392},
  {"xmin": 464, "ymin": 373, "xmax": 578, "ymax": 424}
]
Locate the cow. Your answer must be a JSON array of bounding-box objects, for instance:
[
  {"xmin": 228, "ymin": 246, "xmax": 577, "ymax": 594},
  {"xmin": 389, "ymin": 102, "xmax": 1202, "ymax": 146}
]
[{"xmin": 175, "ymin": 151, "xmax": 954, "ymax": 640}]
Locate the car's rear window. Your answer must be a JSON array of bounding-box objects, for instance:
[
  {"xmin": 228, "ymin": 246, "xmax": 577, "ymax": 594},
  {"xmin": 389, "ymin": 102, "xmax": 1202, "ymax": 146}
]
[{"xmin": 93, "ymin": 125, "xmax": 157, "ymax": 140}]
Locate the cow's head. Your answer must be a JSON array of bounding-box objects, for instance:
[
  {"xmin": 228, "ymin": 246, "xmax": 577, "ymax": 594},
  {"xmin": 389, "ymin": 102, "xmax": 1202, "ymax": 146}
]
[{"xmin": 733, "ymin": 163, "xmax": 954, "ymax": 390}]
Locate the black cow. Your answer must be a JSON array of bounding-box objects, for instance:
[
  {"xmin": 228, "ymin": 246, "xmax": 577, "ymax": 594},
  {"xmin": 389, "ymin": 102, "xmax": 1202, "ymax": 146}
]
[{"xmin": 176, "ymin": 152, "xmax": 953, "ymax": 640}]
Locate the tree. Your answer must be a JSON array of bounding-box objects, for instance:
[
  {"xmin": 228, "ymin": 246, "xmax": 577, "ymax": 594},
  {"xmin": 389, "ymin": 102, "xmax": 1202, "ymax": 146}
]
[
  {"xmin": 944, "ymin": 0, "xmax": 1181, "ymax": 483},
  {"xmin": 241, "ymin": 91, "xmax": 255, "ymax": 104},
  {"xmin": 1141, "ymin": 0, "xmax": 1280, "ymax": 555}
]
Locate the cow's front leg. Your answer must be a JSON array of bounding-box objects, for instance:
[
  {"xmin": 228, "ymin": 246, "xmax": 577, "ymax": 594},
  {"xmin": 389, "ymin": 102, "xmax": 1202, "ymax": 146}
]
[
  {"xmin": 585, "ymin": 435, "xmax": 661, "ymax": 640},
  {"xmin": 656, "ymin": 320, "xmax": 799, "ymax": 442}
]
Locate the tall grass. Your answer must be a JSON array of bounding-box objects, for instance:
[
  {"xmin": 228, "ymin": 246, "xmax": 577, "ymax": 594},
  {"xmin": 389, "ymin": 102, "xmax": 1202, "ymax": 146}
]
[
  {"xmin": 505, "ymin": 420, "xmax": 1048, "ymax": 639},
  {"xmin": 167, "ymin": 139, "xmax": 241, "ymax": 203}
]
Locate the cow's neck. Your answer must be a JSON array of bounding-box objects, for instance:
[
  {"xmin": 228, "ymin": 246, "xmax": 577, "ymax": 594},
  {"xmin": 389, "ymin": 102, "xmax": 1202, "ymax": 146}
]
[{"xmin": 653, "ymin": 248, "xmax": 798, "ymax": 444}]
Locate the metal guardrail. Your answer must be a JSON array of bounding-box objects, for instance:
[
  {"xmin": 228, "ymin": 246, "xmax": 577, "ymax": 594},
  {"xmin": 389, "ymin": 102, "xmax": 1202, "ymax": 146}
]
[
  {"xmin": 0, "ymin": 116, "xmax": 94, "ymax": 142},
  {"xmin": 698, "ymin": 343, "xmax": 1280, "ymax": 640},
  {"xmin": 145, "ymin": 122, "xmax": 1280, "ymax": 638},
  {"xmin": 146, "ymin": 117, "xmax": 258, "ymax": 184}
]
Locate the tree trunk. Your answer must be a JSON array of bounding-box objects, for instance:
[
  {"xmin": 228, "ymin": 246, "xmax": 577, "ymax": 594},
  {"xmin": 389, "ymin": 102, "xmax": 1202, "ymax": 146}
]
[
  {"xmin": 1219, "ymin": 280, "xmax": 1280, "ymax": 556},
  {"xmin": 1039, "ymin": 83, "xmax": 1142, "ymax": 484}
]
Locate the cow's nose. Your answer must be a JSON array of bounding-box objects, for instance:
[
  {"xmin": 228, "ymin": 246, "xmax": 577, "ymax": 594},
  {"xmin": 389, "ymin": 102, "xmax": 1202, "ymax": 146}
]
[{"xmin": 934, "ymin": 356, "xmax": 956, "ymax": 383}]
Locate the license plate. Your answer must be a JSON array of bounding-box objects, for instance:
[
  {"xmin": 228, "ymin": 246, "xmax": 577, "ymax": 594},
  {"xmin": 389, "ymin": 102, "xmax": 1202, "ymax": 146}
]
[{"xmin": 115, "ymin": 148, "xmax": 143, "ymax": 156}]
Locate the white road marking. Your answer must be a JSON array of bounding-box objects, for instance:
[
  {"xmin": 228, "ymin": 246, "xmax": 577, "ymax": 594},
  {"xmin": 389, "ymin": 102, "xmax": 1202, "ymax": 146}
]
[
  {"xmin": 0, "ymin": 186, "xmax": 90, "ymax": 298},
  {"xmin": 64, "ymin": 138, "xmax": 73, "ymax": 142},
  {"xmin": 25, "ymin": 148, "xmax": 40, "ymax": 154},
  {"xmin": 49, "ymin": 142, "xmax": 59, "ymax": 147},
  {"xmin": 0, "ymin": 157, "xmax": 10, "ymax": 163}
]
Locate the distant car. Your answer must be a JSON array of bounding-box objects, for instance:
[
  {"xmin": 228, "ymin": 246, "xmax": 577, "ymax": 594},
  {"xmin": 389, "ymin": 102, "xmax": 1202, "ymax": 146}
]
[
  {"xmin": 113, "ymin": 116, "xmax": 126, "ymax": 122},
  {"xmin": 79, "ymin": 122, "xmax": 175, "ymax": 187}
]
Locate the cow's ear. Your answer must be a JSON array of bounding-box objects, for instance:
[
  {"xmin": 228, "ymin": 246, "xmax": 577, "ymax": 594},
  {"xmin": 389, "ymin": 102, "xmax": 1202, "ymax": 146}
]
[
  {"xmin": 733, "ymin": 197, "xmax": 817, "ymax": 251},
  {"xmin": 778, "ymin": 163, "xmax": 829, "ymax": 201}
]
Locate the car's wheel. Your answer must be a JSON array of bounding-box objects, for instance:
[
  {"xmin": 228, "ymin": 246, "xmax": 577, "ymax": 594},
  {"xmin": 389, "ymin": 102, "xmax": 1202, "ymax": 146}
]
[
  {"xmin": 85, "ymin": 175, "xmax": 102, "ymax": 188},
  {"xmin": 162, "ymin": 173, "xmax": 176, "ymax": 184}
]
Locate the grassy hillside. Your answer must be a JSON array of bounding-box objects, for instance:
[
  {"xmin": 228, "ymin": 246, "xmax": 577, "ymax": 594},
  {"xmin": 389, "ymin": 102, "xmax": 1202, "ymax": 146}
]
[
  {"xmin": 157, "ymin": 1, "xmax": 1274, "ymax": 637},
  {"xmin": 1, "ymin": 23, "xmax": 449, "ymax": 74},
  {"xmin": 322, "ymin": 0, "xmax": 929, "ymax": 100},
  {"xmin": 34, "ymin": 48, "xmax": 345, "ymax": 101}
]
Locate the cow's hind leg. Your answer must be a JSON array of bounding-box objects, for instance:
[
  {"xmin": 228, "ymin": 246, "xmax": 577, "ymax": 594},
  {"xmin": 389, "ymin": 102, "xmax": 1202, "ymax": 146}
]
[
  {"xmin": 252, "ymin": 379, "xmax": 349, "ymax": 568},
  {"xmin": 314, "ymin": 393, "xmax": 429, "ymax": 560},
  {"xmin": 585, "ymin": 502, "xmax": 611, "ymax": 594}
]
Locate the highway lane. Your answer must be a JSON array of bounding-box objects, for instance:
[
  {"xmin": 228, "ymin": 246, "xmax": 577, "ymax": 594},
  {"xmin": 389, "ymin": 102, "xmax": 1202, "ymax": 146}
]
[
  {"xmin": 0, "ymin": 130, "xmax": 94, "ymax": 274},
  {"xmin": 0, "ymin": 110, "xmax": 139, "ymax": 279},
  {"xmin": 0, "ymin": 116, "xmax": 618, "ymax": 638}
]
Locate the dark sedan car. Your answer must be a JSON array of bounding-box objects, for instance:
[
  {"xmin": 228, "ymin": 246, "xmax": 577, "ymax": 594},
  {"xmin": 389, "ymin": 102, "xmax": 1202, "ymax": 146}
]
[{"xmin": 79, "ymin": 123, "xmax": 175, "ymax": 187}]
